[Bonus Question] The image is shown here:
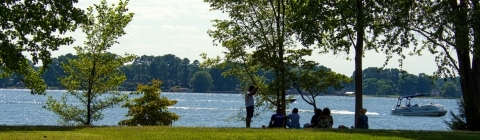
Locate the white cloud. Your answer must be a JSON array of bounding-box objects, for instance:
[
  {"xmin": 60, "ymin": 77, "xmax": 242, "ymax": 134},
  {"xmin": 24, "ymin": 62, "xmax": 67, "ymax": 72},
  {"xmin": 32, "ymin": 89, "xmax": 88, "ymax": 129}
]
[
  {"xmin": 161, "ymin": 25, "xmax": 199, "ymax": 32},
  {"xmin": 177, "ymin": 34, "xmax": 210, "ymax": 40},
  {"xmin": 128, "ymin": 25, "xmax": 155, "ymax": 29}
]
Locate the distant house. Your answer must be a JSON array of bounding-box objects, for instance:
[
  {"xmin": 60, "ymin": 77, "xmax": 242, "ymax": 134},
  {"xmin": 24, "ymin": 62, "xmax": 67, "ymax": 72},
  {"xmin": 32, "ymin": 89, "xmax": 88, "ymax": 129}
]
[{"xmin": 430, "ymin": 89, "xmax": 440, "ymax": 97}]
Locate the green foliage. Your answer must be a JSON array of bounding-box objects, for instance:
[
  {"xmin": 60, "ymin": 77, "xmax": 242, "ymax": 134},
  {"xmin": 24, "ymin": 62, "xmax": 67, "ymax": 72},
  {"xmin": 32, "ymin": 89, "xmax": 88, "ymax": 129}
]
[
  {"xmin": 190, "ymin": 71, "xmax": 213, "ymax": 93},
  {"xmin": 441, "ymin": 82, "xmax": 459, "ymax": 98},
  {"xmin": 0, "ymin": 0, "xmax": 86, "ymax": 94},
  {"xmin": 120, "ymin": 79, "xmax": 180, "ymax": 126},
  {"xmin": 289, "ymin": 58, "xmax": 352, "ymax": 110},
  {"xmin": 204, "ymin": 0, "xmax": 313, "ymax": 117},
  {"xmin": 45, "ymin": 0, "xmax": 135, "ymax": 125},
  {"xmin": 288, "ymin": 0, "xmax": 408, "ymax": 126},
  {"xmin": 398, "ymin": 74, "xmax": 418, "ymax": 95},
  {"xmin": 377, "ymin": 80, "xmax": 394, "ymax": 96},
  {"xmin": 444, "ymin": 98, "xmax": 467, "ymax": 130}
]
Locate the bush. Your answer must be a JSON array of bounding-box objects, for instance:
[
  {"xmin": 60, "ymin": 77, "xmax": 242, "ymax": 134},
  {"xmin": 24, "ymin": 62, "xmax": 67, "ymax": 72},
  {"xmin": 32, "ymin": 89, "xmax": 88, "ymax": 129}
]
[{"xmin": 120, "ymin": 79, "xmax": 180, "ymax": 126}]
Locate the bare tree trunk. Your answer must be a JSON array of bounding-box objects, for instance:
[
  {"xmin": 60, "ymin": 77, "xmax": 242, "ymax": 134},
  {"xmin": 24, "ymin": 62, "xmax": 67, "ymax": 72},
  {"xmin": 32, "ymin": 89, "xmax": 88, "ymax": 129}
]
[{"xmin": 354, "ymin": 0, "xmax": 364, "ymax": 127}]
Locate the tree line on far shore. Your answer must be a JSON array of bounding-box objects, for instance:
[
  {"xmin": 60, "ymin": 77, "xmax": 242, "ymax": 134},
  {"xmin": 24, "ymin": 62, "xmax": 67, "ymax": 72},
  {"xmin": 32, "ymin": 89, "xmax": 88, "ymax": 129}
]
[{"xmin": 0, "ymin": 53, "xmax": 462, "ymax": 98}]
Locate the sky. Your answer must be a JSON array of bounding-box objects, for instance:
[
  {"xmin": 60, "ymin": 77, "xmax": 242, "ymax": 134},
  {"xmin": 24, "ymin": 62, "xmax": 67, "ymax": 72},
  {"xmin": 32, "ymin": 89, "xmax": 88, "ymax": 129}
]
[{"xmin": 51, "ymin": 0, "xmax": 440, "ymax": 76}]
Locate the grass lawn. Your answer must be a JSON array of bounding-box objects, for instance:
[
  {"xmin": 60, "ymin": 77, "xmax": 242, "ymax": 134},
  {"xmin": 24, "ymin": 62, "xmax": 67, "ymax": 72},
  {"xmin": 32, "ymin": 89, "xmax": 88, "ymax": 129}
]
[{"xmin": 0, "ymin": 126, "xmax": 479, "ymax": 140}]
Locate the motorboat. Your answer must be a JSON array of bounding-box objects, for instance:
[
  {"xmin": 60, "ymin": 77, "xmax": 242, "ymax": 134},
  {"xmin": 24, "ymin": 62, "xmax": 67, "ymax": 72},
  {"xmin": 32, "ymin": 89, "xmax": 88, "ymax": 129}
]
[
  {"xmin": 286, "ymin": 92, "xmax": 297, "ymax": 103},
  {"xmin": 391, "ymin": 94, "xmax": 447, "ymax": 116},
  {"xmin": 289, "ymin": 98, "xmax": 296, "ymax": 103}
]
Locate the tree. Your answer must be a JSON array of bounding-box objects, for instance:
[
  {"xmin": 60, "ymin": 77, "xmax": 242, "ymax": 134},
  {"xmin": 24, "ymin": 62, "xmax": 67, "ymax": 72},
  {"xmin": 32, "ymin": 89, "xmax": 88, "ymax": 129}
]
[
  {"xmin": 290, "ymin": 60, "xmax": 351, "ymax": 110},
  {"xmin": 417, "ymin": 73, "xmax": 434, "ymax": 94},
  {"xmin": 179, "ymin": 58, "xmax": 191, "ymax": 88},
  {"xmin": 388, "ymin": 0, "xmax": 480, "ymax": 130},
  {"xmin": 42, "ymin": 54, "xmax": 77, "ymax": 89},
  {"xmin": 377, "ymin": 80, "xmax": 394, "ymax": 96},
  {"xmin": 441, "ymin": 82, "xmax": 459, "ymax": 98},
  {"xmin": 209, "ymin": 66, "xmax": 240, "ymax": 91},
  {"xmin": 190, "ymin": 71, "xmax": 213, "ymax": 93},
  {"xmin": 0, "ymin": 0, "xmax": 86, "ymax": 94},
  {"xmin": 162, "ymin": 54, "xmax": 182, "ymax": 88},
  {"xmin": 288, "ymin": 0, "xmax": 405, "ymax": 125},
  {"xmin": 398, "ymin": 73, "xmax": 417, "ymax": 95},
  {"xmin": 120, "ymin": 79, "xmax": 180, "ymax": 126},
  {"xmin": 363, "ymin": 78, "xmax": 378, "ymax": 95},
  {"xmin": 45, "ymin": 0, "xmax": 135, "ymax": 125},
  {"xmin": 204, "ymin": 0, "xmax": 314, "ymax": 120}
]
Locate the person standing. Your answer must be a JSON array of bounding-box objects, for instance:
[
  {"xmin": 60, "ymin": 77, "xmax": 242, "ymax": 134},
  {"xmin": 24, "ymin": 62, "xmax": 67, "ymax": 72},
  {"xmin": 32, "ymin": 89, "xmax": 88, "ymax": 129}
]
[
  {"xmin": 356, "ymin": 108, "xmax": 369, "ymax": 129},
  {"xmin": 286, "ymin": 108, "xmax": 301, "ymax": 129},
  {"xmin": 245, "ymin": 85, "xmax": 258, "ymax": 128}
]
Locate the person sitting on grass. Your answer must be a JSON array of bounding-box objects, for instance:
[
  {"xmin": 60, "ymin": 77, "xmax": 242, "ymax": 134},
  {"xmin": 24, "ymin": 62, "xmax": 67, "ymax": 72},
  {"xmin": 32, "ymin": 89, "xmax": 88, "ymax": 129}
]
[
  {"xmin": 304, "ymin": 108, "xmax": 322, "ymax": 128},
  {"xmin": 318, "ymin": 107, "xmax": 333, "ymax": 129},
  {"xmin": 356, "ymin": 108, "xmax": 369, "ymax": 129},
  {"xmin": 286, "ymin": 108, "xmax": 301, "ymax": 129},
  {"xmin": 268, "ymin": 109, "xmax": 285, "ymax": 128}
]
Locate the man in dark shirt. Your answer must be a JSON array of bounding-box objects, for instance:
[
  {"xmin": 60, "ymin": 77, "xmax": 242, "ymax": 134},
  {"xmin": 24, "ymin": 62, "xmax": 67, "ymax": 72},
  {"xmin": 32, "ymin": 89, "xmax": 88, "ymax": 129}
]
[{"xmin": 268, "ymin": 109, "xmax": 285, "ymax": 128}]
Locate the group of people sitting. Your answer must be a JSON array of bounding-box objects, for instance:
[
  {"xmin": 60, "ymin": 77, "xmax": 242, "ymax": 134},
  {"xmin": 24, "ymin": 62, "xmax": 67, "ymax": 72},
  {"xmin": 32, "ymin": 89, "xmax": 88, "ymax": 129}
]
[
  {"xmin": 305, "ymin": 107, "xmax": 334, "ymax": 128},
  {"xmin": 263, "ymin": 107, "xmax": 368, "ymax": 129},
  {"xmin": 263, "ymin": 107, "xmax": 334, "ymax": 129}
]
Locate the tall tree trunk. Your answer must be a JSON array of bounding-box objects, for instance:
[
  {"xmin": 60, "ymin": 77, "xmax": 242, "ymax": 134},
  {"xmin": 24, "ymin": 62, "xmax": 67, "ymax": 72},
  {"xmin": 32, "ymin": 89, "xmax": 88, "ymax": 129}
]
[
  {"xmin": 452, "ymin": 0, "xmax": 480, "ymax": 131},
  {"xmin": 354, "ymin": 0, "xmax": 364, "ymax": 127},
  {"xmin": 471, "ymin": 1, "xmax": 480, "ymax": 123},
  {"xmin": 86, "ymin": 60, "xmax": 97, "ymax": 125},
  {"xmin": 272, "ymin": 0, "xmax": 287, "ymax": 118}
]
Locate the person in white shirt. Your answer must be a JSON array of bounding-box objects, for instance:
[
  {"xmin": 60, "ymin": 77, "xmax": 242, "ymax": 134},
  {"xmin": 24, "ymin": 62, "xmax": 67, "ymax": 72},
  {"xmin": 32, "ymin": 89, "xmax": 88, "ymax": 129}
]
[{"xmin": 245, "ymin": 85, "xmax": 258, "ymax": 128}]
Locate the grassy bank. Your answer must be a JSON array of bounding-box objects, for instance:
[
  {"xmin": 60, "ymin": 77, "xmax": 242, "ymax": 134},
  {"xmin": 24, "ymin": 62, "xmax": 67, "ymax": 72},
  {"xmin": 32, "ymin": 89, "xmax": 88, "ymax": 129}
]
[{"xmin": 0, "ymin": 126, "xmax": 478, "ymax": 140}]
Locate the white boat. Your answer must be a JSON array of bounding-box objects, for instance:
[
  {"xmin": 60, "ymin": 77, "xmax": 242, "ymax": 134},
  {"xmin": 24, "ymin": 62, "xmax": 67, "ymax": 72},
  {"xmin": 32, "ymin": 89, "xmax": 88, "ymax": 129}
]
[
  {"xmin": 391, "ymin": 94, "xmax": 447, "ymax": 116},
  {"xmin": 289, "ymin": 98, "xmax": 296, "ymax": 103}
]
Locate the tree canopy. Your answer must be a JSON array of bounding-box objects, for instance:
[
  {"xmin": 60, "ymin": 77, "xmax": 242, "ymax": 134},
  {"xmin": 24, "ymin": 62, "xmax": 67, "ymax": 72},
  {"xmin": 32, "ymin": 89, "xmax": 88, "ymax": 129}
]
[
  {"xmin": 0, "ymin": 0, "xmax": 86, "ymax": 94},
  {"xmin": 45, "ymin": 0, "xmax": 135, "ymax": 125}
]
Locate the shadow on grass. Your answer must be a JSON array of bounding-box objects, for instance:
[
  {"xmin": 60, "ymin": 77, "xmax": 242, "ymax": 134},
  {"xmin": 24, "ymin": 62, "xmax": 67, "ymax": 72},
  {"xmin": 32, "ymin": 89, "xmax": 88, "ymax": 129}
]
[
  {"xmin": 305, "ymin": 128, "xmax": 480, "ymax": 140},
  {"xmin": 0, "ymin": 125, "xmax": 91, "ymax": 132}
]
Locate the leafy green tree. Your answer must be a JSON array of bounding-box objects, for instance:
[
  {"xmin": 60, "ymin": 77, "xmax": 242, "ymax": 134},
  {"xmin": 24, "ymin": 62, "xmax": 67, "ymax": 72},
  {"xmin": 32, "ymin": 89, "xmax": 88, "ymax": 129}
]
[
  {"xmin": 442, "ymin": 82, "xmax": 459, "ymax": 98},
  {"xmin": 163, "ymin": 54, "xmax": 182, "ymax": 88},
  {"xmin": 120, "ymin": 79, "xmax": 180, "ymax": 126},
  {"xmin": 190, "ymin": 71, "xmax": 213, "ymax": 93},
  {"xmin": 398, "ymin": 73, "xmax": 418, "ymax": 95},
  {"xmin": 42, "ymin": 54, "xmax": 76, "ymax": 89},
  {"xmin": 179, "ymin": 58, "xmax": 191, "ymax": 88},
  {"xmin": 444, "ymin": 98, "xmax": 467, "ymax": 130},
  {"xmin": 363, "ymin": 78, "xmax": 378, "ymax": 95},
  {"xmin": 387, "ymin": 0, "xmax": 480, "ymax": 130},
  {"xmin": 290, "ymin": 60, "xmax": 351, "ymax": 110},
  {"xmin": 209, "ymin": 67, "xmax": 240, "ymax": 91},
  {"xmin": 204, "ymin": 0, "xmax": 310, "ymax": 118},
  {"xmin": 0, "ymin": 0, "xmax": 86, "ymax": 94},
  {"xmin": 377, "ymin": 80, "xmax": 394, "ymax": 96},
  {"xmin": 417, "ymin": 73, "xmax": 434, "ymax": 94},
  {"xmin": 288, "ymin": 0, "xmax": 407, "ymax": 125},
  {"xmin": 45, "ymin": 0, "xmax": 135, "ymax": 125}
]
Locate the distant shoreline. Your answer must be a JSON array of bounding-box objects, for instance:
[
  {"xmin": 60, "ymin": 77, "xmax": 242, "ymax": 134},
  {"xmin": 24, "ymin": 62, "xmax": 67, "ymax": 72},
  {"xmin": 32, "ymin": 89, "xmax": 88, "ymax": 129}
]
[{"xmin": 0, "ymin": 88, "xmax": 460, "ymax": 99}]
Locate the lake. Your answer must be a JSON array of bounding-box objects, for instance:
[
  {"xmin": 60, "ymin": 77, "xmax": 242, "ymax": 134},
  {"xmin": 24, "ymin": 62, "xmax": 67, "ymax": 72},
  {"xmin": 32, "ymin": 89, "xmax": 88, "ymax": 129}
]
[{"xmin": 0, "ymin": 89, "xmax": 459, "ymax": 130}]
